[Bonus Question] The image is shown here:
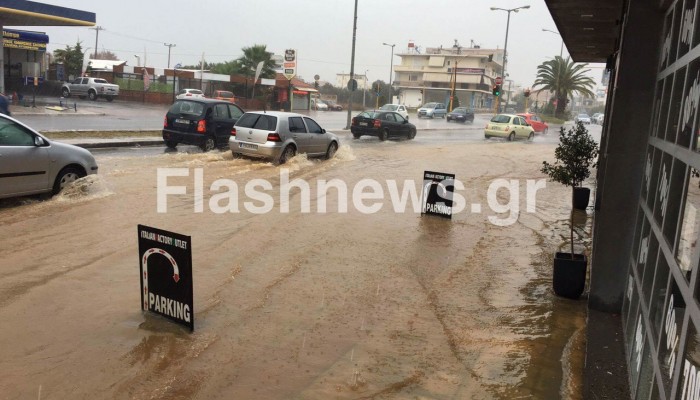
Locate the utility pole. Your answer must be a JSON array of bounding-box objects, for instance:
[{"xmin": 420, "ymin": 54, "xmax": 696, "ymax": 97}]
[
  {"xmin": 89, "ymin": 26, "xmax": 104, "ymax": 59},
  {"xmin": 344, "ymin": 0, "xmax": 359, "ymax": 130},
  {"xmin": 164, "ymin": 43, "xmax": 176, "ymax": 68}
]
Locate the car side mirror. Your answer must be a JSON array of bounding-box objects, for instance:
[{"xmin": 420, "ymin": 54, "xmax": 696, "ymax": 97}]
[
  {"xmin": 34, "ymin": 136, "xmax": 46, "ymax": 146},
  {"xmin": 403, "ymin": 120, "xmax": 408, "ymax": 124},
  {"xmin": 322, "ymin": 128, "xmax": 326, "ymax": 134}
]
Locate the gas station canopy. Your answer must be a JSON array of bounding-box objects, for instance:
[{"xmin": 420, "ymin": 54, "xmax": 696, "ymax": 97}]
[{"xmin": 0, "ymin": 0, "xmax": 95, "ymax": 27}]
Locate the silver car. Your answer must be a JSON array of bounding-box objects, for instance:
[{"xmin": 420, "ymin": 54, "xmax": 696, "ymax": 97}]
[
  {"xmin": 230, "ymin": 111, "xmax": 340, "ymax": 164},
  {"xmin": 0, "ymin": 114, "xmax": 98, "ymax": 199}
]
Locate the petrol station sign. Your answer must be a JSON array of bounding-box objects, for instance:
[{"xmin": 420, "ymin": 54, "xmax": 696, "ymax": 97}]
[{"xmin": 284, "ymin": 49, "xmax": 296, "ymax": 80}]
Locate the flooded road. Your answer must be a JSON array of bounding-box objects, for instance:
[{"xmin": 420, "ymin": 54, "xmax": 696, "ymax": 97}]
[{"xmin": 0, "ymin": 135, "xmax": 590, "ymax": 399}]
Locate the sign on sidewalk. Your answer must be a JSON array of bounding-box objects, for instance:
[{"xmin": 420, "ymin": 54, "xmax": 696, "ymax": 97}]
[
  {"xmin": 421, "ymin": 171, "xmax": 455, "ymax": 219},
  {"xmin": 138, "ymin": 225, "xmax": 194, "ymax": 331}
]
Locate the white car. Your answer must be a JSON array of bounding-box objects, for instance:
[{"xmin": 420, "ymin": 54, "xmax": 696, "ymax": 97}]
[
  {"xmin": 379, "ymin": 104, "xmax": 409, "ymax": 119},
  {"xmin": 176, "ymin": 88, "xmax": 205, "ymax": 99},
  {"xmin": 0, "ymin": 114, "xmax": 98, "ymax": 199},
  {"xmin": 593, "ymin": 113, "xmax": 605, "ymax": 124},
  {"xmin": 575, "ymin": 113, "xmax": 591, "ymax": 124},
  {"xmin": 311, "ymin": 98, "xmax": 328, "ymax": 111}
]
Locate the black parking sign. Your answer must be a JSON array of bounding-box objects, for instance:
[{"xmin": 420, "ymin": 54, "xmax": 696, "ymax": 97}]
[
  {"xmin": 138, "ymin": 225, "xmax": 194, "ymax": 331},
  {"xmin": 421, "ymin": 171, "xmax": 455, "ymax": 219}
]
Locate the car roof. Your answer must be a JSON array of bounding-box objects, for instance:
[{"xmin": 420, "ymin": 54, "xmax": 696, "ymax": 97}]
[
  {"xmin": 243, "ymin": 111, "xmax": 309, "ymax": 118},
  {"xmin": 174, "ymin": 98, "xmax": 234, "ymax": 105},
  {"xmin": 517, "ymin": 113, "xmax": 533, "ymax": 117}
]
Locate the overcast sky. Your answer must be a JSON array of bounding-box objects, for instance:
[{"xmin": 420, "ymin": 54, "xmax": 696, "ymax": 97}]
[{"xmin": 18, "ymin": 0, "xmax": 606, "ymax": 88}]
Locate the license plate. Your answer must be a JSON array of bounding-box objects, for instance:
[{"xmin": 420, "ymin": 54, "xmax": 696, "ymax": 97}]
[
  {"xmin": 175, "ymin": 118, "xmax": 189, "ymax": 124},
  {"xmin": 359, "ymin": 122, "xmax": 368, "ymax": 126},
  {"xmin": 240, "ymin": 143, "xmax": 258, "ymax": 150}
]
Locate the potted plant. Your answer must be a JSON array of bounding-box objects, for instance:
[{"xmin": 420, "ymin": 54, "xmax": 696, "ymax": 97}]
[{"xmin": 541, "ymin": 121, "xmax": 599, "ymax": 299}]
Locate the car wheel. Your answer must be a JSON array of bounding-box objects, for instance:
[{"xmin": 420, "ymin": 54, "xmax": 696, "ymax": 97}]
[
  {"xmin": 278, "ymin": 145, "xmax": 296, "ymax": 165},
  {"xmin": 325, "ymin": 142, "xmax": 338, "ymax": 160},
  {"xmin": 543, "ymin": 128, "xmax": 549, "ymax": 135},
  {"xmin": 88, "ymin": 90, "xmax": 97, "ymax": 101},
  {"xmin": 165, "ymin": 140, "xmax": 178, "ymax": 149},
  {"xmin": 353, "ymin": 133, "xmax": 361, "ymax": 139},
  {"xmin": 508, "ymin": 132, "xmax": 515, "ymax": 142},
  {"xmin": 231, "ymin": 151, "xmax": 241, "ymax": 159},
  {"xmin": 408, "ymin": 128, "xmax": 416, "ymax": 140},
  {"xmin": 200, "ymin": 136, "xmax": 215, "ymax": 152},
  {"xmin": 378, "ymin": 128, "xmax": 388, "ymax": 141},
  {"xmin": 446, "ymin": 117, "xmax": 451, "ymax": 122},
  {"xmin": 528, "ymin": 132, "xmax": 535, "ymax": 141},
  {"xmin": 106, "ymin": 97, "xmax": 114, "ymax": 102},
  {"xmin": 53, "ymin": 166, "xmax": 85, "ymax": 195},
  {"xmin": 62, "ymin": 88, "xmax": 70, "ymax": 98},
  {"xmin": 485, "ymin": 134, "xmax": 491, "ymax": 139}
]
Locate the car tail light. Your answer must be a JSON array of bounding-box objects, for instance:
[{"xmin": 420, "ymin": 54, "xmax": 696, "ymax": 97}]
[
  {"xmin": 351, "ymin": 117, "xmax": 356, "ymax": 126},
  {"xmin": 186, "ymin": 93, "xmax": 192, "ymax": 96},
  {"xmin": 197, "ymin": 119, "xmax": 206, "ymax": 133},
  {"xmin": 373, "ymin": 119, "xmax": 381, "ymax": 128},
  {"xmin": 231, "ymin": 127, "xmax": 237, "ymax": 137},
  {"xmin": 267, "ymin": 132, "xmax": 282, "ymax": 142},
  {"xmin": 163, "ymin": 116, "xmax": 168, "ymax": 128}
]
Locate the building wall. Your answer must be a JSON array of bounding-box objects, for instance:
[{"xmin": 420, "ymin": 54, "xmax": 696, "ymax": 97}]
[{"xmin": 614, "ymin": 0, "xmax": 700, "ymax": 398}]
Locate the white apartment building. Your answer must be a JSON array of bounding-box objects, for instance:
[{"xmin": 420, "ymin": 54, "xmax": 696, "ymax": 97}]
[{"xmin": 393, "ymin": 44, "xmax": 504, "ymax": 109}]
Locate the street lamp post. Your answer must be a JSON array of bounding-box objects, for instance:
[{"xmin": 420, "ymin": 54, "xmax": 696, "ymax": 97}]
[
  {"xmin": 490, "ymin": 5, "xmax": 529, "ymax": 112},
  {"xmin": 382, "ymin": 43, "xmax": 395, "ymax": 104},
  {"xmin": 164, "ymin": 43, "xmax": 176, "ymax": 68},
  {"xmin": 134, "ymin": 55, "xmax": 140, "ymax": 67},
  {"xmin": 542, "ymin": 28, "xmax": 563, "ymax": 57}
]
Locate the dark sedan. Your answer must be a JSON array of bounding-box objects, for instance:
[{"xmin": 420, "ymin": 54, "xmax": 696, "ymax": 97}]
[
  {"xmin": 350, "ymin": 111, "xmax": 416, "ymax": 141},
  {"xmin": 324, "ymin": 100, "xmax": 343, "ymax": 111},
  {"xmin": 446, "ymin": 107, "xmax": 475, "ymax": 123},
  {"xmin": 162, "ymin": 98, "xmax": 245, "ymax": 151}
]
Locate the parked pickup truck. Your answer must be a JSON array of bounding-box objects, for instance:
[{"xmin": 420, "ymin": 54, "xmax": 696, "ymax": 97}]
[{"xmin": 61, "ymin": 77, "xmax": 119, "ymax": 101}]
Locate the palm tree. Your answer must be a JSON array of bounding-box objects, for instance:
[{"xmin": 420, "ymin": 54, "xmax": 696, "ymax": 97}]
[
  {"xmin": 237, "ymin": 44, "xmax": 277, "ymax": 79},
  {"xmin": 533, "ymin": 56, "xmax": 596, "ymax": 118}
]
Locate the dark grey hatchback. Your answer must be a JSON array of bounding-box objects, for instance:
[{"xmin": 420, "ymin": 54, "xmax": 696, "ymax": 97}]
[{"xmin": 162, "ymin": 98, "xmax": 244, "ymax": 151}]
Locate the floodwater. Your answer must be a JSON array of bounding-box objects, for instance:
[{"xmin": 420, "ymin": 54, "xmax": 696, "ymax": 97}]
[{"xmin": 0, "ymin": 137, "xmax": 589, "ymax": 399}]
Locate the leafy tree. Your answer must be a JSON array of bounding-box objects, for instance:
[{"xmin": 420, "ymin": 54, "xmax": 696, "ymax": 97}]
[
  {"xmin": 541, "ymin": 122, "xmax": 599, "ymax": 256},
  {"xmin": 210, "ymin": 60, "xmax": 244, "ymax": 75},
  {"xmin": 94, "ymin": 50, "xmax": 118, "ymax": 60},
  {"xmin": 237, "ymin": 44, "xmax": 276, "ymax": 79},
  {"xmin": 533, "ymin": 56, "xmax": 595, "ymax": 118},
  {"xmin": 53, "ymin": 42, "xmax": 85, "ymax": 79}
]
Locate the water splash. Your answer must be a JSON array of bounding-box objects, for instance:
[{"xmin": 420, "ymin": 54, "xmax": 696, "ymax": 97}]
[{"xmin": 54, "ymin": 175, "xmax": 113, "ymax": 202}]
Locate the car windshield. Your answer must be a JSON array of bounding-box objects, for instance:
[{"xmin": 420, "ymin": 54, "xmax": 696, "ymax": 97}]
[
  {"xmin": 380, "ymin": 104, "xmax": 398, "ymax": 111},
  {"xmin": 490, "ymin": 115, "xmax": 511, "ymax": 123},
  {"xmin": 189, "ymin": 89, "xmax": 203, "ymax": 95},
  {"xmin": 579, "ymin": 114, "xmax": 590, "ymax": 118},
  {"xmin": 169, "ymin": 100, "xmax": 205, "ymax": 116},
  {"xmin": 235, "ymin": 113, "xmax": 278, "ymax": 130},
  {"xmin": 453, "ymin": 108, "xmax": 466, "ymax": 113},
  {"xmin": 217, "ymin": 91, "xmax": 234, "ymax": 98},
  {"xmin": 422, "ymin": 103, "xmax": 437, "ymax": 108}
]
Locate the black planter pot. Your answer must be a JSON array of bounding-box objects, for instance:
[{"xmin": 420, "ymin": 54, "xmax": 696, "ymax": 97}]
[
  {"xmin": 553, "ymin": 252, "xmax": 587, "ymax": 299},
  {"xmin": 573, "ymin": 187, "xmax": 591, "ymax": 210}
]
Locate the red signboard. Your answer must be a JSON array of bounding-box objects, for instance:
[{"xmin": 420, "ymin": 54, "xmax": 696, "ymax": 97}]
[{"xmin": 495, "ymin": 77, "xmax": 503, "ymax": 85}]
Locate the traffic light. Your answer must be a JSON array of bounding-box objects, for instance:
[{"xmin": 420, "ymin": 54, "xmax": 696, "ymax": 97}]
[
  {"xmin": 314, "ymin": 81, "xmax": 319, "ymax": 89},
  {"xmin": 492, "ymin": 85, "xmax": 501, "ymax": 96}
]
